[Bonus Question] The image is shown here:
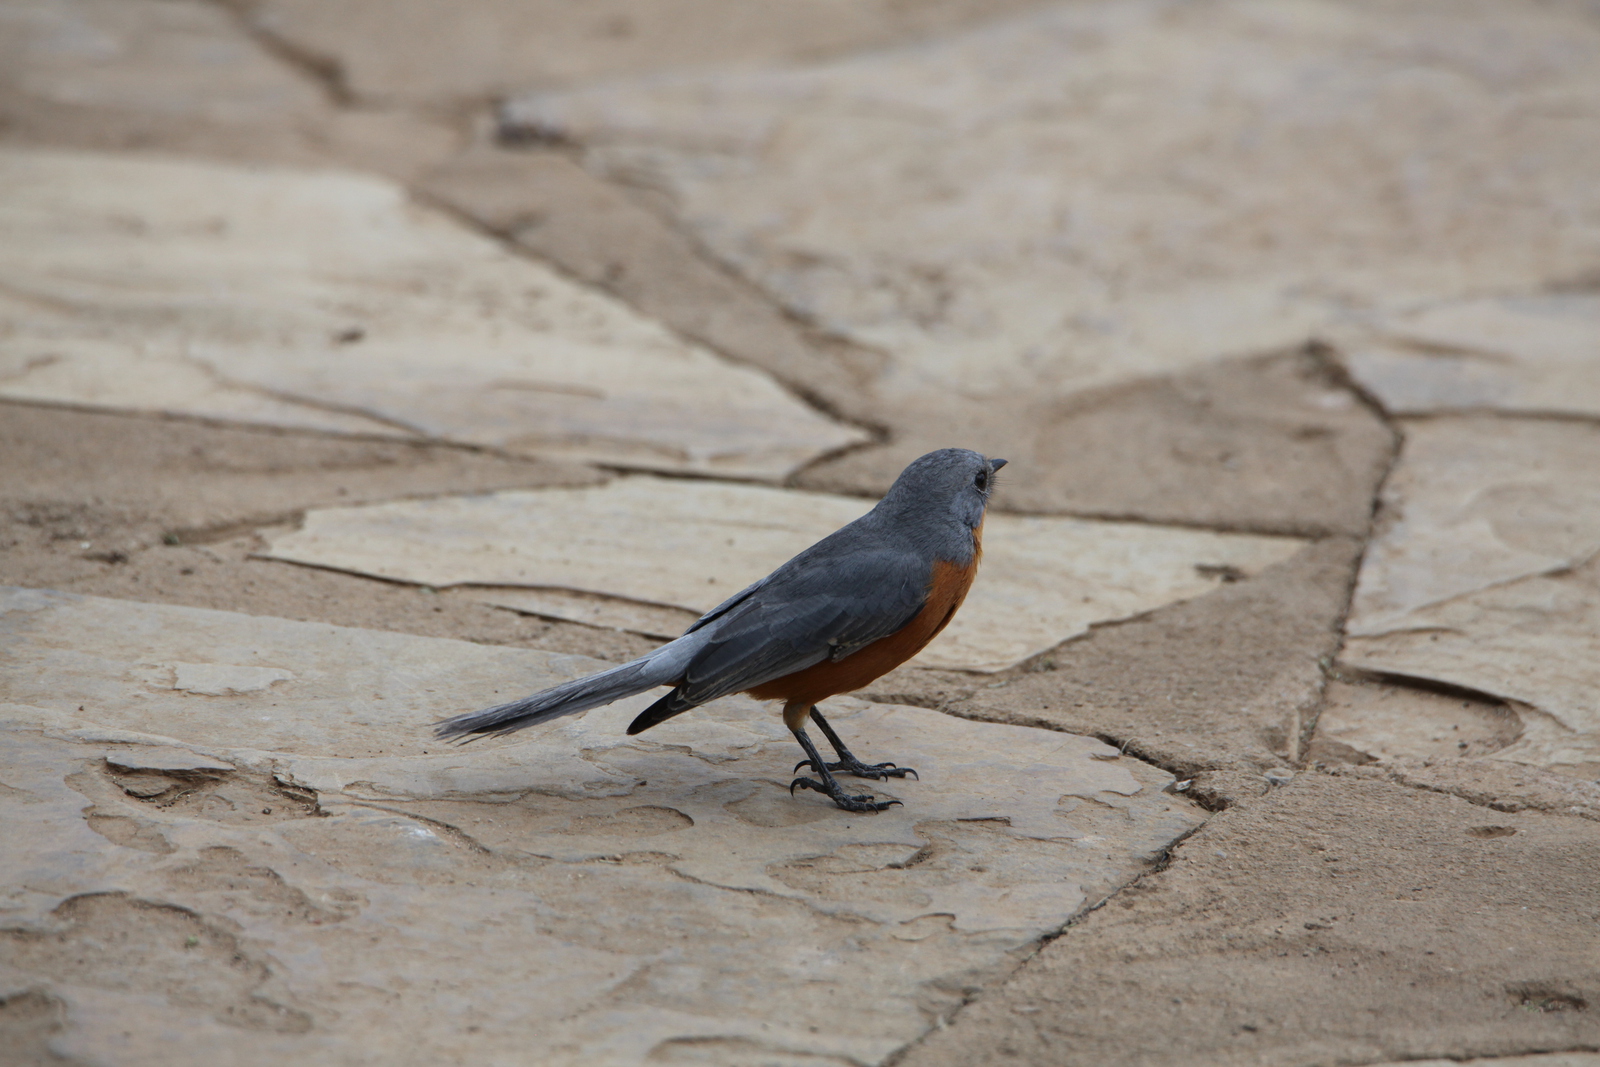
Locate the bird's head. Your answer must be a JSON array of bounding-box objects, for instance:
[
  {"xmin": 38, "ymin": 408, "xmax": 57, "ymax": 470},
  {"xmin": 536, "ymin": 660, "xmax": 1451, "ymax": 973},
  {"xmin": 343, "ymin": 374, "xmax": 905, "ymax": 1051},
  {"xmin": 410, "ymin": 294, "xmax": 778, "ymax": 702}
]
[{"xmin": 877, "ymin": 448, "xmax": 1007, "ymax": 533}]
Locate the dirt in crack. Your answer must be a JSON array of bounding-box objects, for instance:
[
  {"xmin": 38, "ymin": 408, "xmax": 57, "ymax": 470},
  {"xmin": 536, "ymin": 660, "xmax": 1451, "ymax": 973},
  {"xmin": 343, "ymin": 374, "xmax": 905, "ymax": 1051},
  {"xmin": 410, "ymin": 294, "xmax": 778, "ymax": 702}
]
[{"xmin": 0, "ymin": 893, "xmax": 312, "ymax": 1033}]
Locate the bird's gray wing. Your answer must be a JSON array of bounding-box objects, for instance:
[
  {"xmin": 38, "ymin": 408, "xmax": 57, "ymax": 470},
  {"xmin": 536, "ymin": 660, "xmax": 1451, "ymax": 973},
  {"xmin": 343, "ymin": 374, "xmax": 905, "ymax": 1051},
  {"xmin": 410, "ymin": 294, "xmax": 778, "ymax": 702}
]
[{"xmin": 675, "ymin": 543, "xmax": 931, "ymax": 706}]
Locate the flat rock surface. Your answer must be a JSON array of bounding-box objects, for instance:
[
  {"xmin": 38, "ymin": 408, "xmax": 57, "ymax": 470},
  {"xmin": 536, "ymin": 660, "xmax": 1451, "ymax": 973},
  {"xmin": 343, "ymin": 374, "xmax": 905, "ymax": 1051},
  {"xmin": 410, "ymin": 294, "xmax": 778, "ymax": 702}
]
[
  {"xmin": 1343, "ymin": 417, "xmax": 1600, "ymax": 777},
  {"xmin": 0, "ymin": 587, "xmax": 1201, "ymax": 1065},
  {"xmin": 260, "ymin": 475, "xmax": 1305, "ymax": 672},
  {"xmin": 5, "ymin": 1, "xmax": 1600, "ymax": 1062},
  {"xmin": 0, "ymin": 0, "xmax": 458, "ymax": 178},
  {"xmin": 0, "ymin": 148, "xmax": 864, "ymax": 480},
  {"xmin": 0, "ymin": 401, "xmax": 602, "ymax": 556},
  {"xmin": 898, "ymin": 772, "xmax": 1600, "ymax": 1067},
  {"xmin": 505, "ymin": 0, "xmax": 1600, "ymax": 410},
  {"xmin": 233, "ymin": 0, "xmax": 1062, "ymax": 106},
  {"xmin": 1335, "ymin": 294, "xmax": 1600, "ymax": 418},
  {"xmin": 797, "ymin": 348, "xmax": 1396, "ymax": 536},
  {"xmin": 946, "ymin": 536, "xmax": 1359, "ymax": 803}
]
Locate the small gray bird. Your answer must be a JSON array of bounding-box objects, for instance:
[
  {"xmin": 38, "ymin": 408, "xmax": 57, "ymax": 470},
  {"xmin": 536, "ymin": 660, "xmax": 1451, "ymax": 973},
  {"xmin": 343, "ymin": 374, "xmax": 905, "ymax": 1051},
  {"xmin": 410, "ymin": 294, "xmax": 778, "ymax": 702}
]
[{"xmin": 436, "ymin": 448, "xmax": 1005, "ymax": 812}]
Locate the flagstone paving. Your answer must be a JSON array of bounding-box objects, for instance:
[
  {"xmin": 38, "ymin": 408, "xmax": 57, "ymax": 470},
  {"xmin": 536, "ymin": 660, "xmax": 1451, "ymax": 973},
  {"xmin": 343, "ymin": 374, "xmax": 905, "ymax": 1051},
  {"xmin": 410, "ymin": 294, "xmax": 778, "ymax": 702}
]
[
  {"xmin": 0, "ymin": 148, "xmax": 865, "ymax": 480},
  {"xmin": 1, "ymin": 588, "xmax": 1200, "ymax": 1066},
  {"xmin": 3, "ymin": 0, "xmax": 1599, "ymax": 1064},
  {"xmin": 1333, "ymin": 295, "xmax": 1600, "ymax": 419},
  {"xmin": 501, "ymin": 0, "xmax": 1600, "ymax": 495},
  {"xmin": 260, "ymin": 475, "xmax": 1304, "ymax": 673},
  {"xmin": 1340, "ymin": 417, "xmax": 1600, "ymax": 778}
]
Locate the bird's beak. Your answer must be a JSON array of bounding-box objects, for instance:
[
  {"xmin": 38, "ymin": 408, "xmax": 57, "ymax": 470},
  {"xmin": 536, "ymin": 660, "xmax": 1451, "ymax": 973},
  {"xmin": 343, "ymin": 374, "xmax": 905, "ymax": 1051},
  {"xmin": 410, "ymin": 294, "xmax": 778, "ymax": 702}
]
[{"xmin": 990, "ymin": 458, "xmax": 1008, "ymax": 472}]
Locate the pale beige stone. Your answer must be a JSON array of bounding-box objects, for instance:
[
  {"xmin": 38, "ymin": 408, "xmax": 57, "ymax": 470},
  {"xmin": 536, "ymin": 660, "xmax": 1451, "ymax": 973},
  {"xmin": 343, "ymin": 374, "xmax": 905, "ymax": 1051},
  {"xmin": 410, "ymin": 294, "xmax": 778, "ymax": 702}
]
[
  {"xmin": 261, "ymin": 475, "xmax": 1305, "ymax": 673},
  {"xmin": 172, "ymin": 662, "xmax": 296, "ymax": 697},
  {"xmin": 1345, "ymin": 558, "xmax": 1600, "ymax": 779},
  {"xmin": 1311, "ymin": 680, "xmax": 1523, "ymax": 765},
  {"xmin": 504, "ymin": 0, "xmax": 1600, "ymax": 410},
  {"xmin": 1336, "ymin": 295, "xmax": 1600, "ymax": 417},
  {"xmin": 1370, "ymin": 1057, "xmax": 1600, "ymax": 1067},
  {"xmin": 1347, "ymin": 419, "xmax": 1600, "ymax": 634},
  {"xmin": 0, "ymin": 587, "xmax": 1201, "ymax": 1065},
  {"xmin": 1342, "ymin": 417, "xmax": 1600, "ymax": 777},
  {"xmin": 0, "ymin": 0, "xmax": 458, "ymax": 179},
  {"xmin": 231, "ymin": 0, "xmax": 1061, "ymax": 105},
  {"xmin": 103, "ymin": 746, "xmax": 236, "ymax": 775},
  {"xmin": 0, "ymin": 148, "xmax": 865, "ymax": 481},
  {"xmin": 0, "ymin": 0, "xmax": 323, "ymax": 133}
]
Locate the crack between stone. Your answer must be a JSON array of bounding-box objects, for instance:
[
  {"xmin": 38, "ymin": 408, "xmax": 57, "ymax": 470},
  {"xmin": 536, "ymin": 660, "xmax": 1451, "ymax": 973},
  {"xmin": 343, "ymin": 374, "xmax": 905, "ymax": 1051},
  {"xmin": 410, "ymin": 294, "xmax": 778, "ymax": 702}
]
[
  {"xmin": 1299, "ymin": 341, "xmax": 1406, "ymax": 770},
  {"xmin": 1346, "ymin": 545, "xmax": 1600, "ymax": 642},
  {"xmin": 208, "ymin": 0, "xmax": 354, "ymax": 106},
  {"xmin": 1341, "ymin": 1044, "xmax": 1600, "ymax": 1066},
  {"xmin": 1400, "ymin": 407, "xmax": 1600, "ymax": 428},
  {"xmin": 1332, "ymin": 764, "xmax": 1600, "ymax": 824},
  {"xmin": 406, "ymin": 180, "xmax": 891, "ymax": 461},
  {"xmin": 881, "ymin": 818, "xmax": 1210, "ymax": 1067}
]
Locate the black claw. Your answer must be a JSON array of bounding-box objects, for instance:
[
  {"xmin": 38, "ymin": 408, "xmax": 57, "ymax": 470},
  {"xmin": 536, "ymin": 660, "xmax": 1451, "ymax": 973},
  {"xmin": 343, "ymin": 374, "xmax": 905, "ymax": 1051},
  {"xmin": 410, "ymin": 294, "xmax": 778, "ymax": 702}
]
[
  {"xmin": 794, "ymin": 759, "xmax": 818, "ymax": 774},
  {"xmin": 829, "ymin": 758, "xmax": 919, "ymax": 781},
  {"xmin": 788, "ymin": 776, "xmax": 900, "ymax": 812}
]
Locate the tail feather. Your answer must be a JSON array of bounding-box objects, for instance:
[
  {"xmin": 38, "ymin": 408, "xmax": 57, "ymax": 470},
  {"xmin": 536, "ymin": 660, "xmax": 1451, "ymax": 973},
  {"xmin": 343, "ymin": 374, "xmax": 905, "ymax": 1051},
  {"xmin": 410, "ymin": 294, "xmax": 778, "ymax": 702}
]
[{"xmin": 435, "ymin": 642, "xmax": 690, "ymax": 741}]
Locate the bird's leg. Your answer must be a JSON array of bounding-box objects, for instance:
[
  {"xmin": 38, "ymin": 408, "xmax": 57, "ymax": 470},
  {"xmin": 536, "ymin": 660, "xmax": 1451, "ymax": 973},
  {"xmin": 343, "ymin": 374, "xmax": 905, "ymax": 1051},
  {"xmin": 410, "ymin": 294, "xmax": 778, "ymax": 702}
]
[
  {"xmin": 800, "ymin": 707, "xmax": 918, "ymax": 781},
  {"xmin": 788, "ymin": 724, "xmax": 901, "ymax": 813}
]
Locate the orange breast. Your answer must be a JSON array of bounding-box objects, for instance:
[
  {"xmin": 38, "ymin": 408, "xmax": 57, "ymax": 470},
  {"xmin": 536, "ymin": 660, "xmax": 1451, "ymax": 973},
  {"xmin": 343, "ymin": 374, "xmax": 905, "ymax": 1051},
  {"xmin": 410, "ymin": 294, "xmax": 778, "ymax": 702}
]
[{"xmin": 746, "ymin": 526, "xmax": 982, "ymax": 707}]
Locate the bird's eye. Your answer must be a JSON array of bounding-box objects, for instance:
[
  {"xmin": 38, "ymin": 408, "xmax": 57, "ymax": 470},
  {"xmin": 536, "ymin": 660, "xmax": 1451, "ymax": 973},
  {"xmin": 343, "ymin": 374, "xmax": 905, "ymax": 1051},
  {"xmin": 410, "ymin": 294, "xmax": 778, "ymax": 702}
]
[{"xmin": 974, "ymin": 471, "xmax": 988, "ymax": 491}]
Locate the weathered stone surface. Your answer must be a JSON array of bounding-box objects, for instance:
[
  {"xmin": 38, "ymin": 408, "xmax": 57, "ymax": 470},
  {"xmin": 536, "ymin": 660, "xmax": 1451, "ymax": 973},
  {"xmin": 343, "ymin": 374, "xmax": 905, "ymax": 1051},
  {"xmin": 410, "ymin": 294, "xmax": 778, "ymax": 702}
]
[
  {"xmin": 946, "ymin": 537, "xmax": 1359, "ymax": 802},
  {"xmin": 419, "ymin": 145, "xmax": 885, "ymax": 425},
  {"xmin": 798, "ymin": 348, "xmax": 1396, "ymax": 536},
  {"xmin": 0, "ymin": 0, "xmax": 457, "ymax": 178},
  {"xmin": 899, "ymin": 772, "xmax": 1600, "ymax": 1067},
  {"xmin": 505, "ymin": 0, "xmax": 1600, "ymax": 412},
  {"xmin": 1371, "ymin": 1057, "xmax": 1600, "ymax": 1067},
  {"xmin": 0, "ymin": 401, "xmax": 602, "ymax": 555},
  {"xmin": 1310, "ymin": 678, "xmax": 1523, "ymax": 764},
  {"xmin": 1335, "ymin": 294, "xmax": 1600, "ymax": 418},
  {"xmin": 0, "ymin": 149, "xmax": 864, "ymax": 480},
  {"xmin": 103, "ymin": 746, "xmax": 236, "ymax": 775},
  {"xmin": 261, "ymin": 475, "xmax": 1305, "ymax": 673},
  {"xmin": 1344, "ymin": 417, "xmax": 1600, "ymax": 777},
  {"xmin": 0, "ymin": 587, "xmax": 1201, "ymax": 1065},
  {"xmin": 1318, "ymin": 758, "xmax": 1600, "ymax": 826},
  {"xmin": 231, "ymin": 0, "xmax": 1063, "ymax": 106}
]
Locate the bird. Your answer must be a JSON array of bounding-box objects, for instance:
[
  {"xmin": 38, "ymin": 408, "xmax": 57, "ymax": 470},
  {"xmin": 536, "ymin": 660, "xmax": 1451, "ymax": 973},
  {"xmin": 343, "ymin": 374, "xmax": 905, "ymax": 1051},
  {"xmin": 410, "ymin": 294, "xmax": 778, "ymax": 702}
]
[{"xmin": 434, "ymin": 448, "xmax": 1006, "ymax": 812}]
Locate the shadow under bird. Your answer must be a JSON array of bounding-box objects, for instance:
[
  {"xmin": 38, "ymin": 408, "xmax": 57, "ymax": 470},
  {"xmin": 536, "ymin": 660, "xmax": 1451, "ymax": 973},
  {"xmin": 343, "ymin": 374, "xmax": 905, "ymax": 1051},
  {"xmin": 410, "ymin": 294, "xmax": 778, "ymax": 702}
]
[{"xmin": 435, "ymin": 448, "xmax": 1006, "ymax": 811}]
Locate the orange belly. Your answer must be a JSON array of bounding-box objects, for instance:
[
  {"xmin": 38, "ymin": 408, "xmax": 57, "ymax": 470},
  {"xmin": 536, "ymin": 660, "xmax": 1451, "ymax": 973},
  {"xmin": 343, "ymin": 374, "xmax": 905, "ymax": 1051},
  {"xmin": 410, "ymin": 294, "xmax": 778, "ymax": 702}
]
[{"xmin": 745, "ymin": 554, "xmax": 978, "ymax": 707}]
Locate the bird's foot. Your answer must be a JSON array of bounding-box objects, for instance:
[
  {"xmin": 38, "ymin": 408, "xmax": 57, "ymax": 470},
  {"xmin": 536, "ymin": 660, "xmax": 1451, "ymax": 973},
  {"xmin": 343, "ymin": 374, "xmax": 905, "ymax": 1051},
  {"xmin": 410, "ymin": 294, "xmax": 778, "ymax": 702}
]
[
  {"xmin": 793, "ymin": 756, "xmax": 918, "ymax": 781},
  {"xmin": 803, "ymin": 707, "xmax": 919, "ymax": 780},
  {"xmin": 789, "ymin": 774, "xmax": 901, "ymax": 813}
]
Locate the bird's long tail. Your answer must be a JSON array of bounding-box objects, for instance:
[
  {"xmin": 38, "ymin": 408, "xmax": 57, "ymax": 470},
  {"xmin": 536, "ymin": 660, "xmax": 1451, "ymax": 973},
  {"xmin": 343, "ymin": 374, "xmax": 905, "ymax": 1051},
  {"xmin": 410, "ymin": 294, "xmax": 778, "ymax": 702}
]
[{"xmin": 434, "ymin": 636, "xmax": 697, "ymax": 741}]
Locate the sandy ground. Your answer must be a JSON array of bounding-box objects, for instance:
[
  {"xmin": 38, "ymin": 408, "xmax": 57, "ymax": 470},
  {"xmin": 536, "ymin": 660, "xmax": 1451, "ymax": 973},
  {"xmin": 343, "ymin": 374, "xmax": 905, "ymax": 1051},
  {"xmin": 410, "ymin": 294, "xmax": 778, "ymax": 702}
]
[{"xmin": 3, "ymin": 2, "xmax": 1600, "ymax": 1065}]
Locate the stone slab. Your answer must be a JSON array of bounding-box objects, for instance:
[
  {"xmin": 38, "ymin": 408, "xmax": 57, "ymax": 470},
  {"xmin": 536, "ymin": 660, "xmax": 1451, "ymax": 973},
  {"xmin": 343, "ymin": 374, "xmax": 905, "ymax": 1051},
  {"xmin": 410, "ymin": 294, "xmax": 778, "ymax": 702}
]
[
  {"xmin": 1336, "ymin": 294, "xmax": 1600, "ymax": 418},
  {"xmin": 0, "ymin": 148, "xmax": 865, "ymax": 481},
  {"xmin": 1311, "ymin": 679, "xmax": 1524, "ymax": 765},
  {"xmin": 103, "ymin": 746, "xmax": 236, "ymax": 775},
  {"xmin": 898, "ymin": 772, "xmax": 1600, "ymax": 1067},
  {"xmin": 798, "ymin": 348, "xmax": 1396, "ymax": 537},
  {"xmin": 419, "ymin": 145, "xmax": 885, "ymax": 427},
  {"xmin": 1343, "ymin": 417, "xmax": 1600, "ymax": 777},
  {"xmin": 0, "ymin": 0, "xmax": 457, "ymax": 179},
  {"xmin": 260, "ymin": 475, "xmax": 1306, "ymax": 673},
  {"xmin": 0, "ymin": 587, "xmax": 1201, "ymax": 1065},
  {"xmin": 1373, "ymin": 1058, "xmax": 1600, "ymax": 1067},
  {"xmin": 949, "ymin": 536, "xmax": 1358, "ymax": 804},
  {"xmin": 232, "ymin": 0, "xmax": 1062, "ymax": 106},
  {"xmin": 504, "ymin": 0, "xmax": 1600, "ymax": 411}
]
